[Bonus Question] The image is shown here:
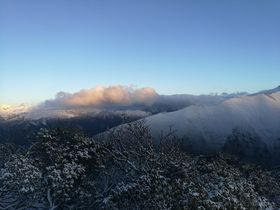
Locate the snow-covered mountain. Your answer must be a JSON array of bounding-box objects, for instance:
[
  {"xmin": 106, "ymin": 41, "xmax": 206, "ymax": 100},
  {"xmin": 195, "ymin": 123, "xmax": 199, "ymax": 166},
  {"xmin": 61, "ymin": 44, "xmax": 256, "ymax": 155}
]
[
  {"xmin": 146, "ymin": 87, "xmax": 280, "ymax": 160},
  {"xmin": 250, "ymin": 85, "xmax": 280, "ymax": 96},
  {"xmin": 0, "ymin": 104, "xmax": 31, "ymax": 120}
]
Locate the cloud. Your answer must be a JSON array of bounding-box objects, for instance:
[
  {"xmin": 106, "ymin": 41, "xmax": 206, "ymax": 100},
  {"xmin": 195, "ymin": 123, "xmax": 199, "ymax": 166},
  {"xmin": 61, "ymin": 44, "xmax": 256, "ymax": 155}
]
[{"xmin": 41, "ymin": 85, "xmax": 159, "ymax": 109}]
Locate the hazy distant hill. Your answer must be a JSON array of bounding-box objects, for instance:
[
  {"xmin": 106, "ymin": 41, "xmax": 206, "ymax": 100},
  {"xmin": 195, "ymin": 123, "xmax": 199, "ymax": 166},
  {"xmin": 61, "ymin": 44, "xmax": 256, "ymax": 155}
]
[{"xmin": 0, "ymin": 110, "xmax": 150, "ymax": 145}]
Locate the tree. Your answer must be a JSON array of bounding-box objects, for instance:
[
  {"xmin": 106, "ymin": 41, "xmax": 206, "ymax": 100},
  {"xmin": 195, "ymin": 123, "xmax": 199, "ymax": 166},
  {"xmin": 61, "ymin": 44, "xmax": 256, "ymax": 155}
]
[
  {"xmin": 28, "ymin": 128, "xmax": 102, "ymax": 209},
  {"xmin": 0, "ymin": 155, "xmax": 41, "ymax": 209}
]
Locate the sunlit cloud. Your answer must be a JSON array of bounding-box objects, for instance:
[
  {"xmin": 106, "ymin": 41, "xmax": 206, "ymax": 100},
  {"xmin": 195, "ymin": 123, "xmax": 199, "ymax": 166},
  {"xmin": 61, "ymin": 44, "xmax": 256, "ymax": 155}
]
[{"xmin": 41, "ymin": 85, "xmax": 159, "ymax": 109}]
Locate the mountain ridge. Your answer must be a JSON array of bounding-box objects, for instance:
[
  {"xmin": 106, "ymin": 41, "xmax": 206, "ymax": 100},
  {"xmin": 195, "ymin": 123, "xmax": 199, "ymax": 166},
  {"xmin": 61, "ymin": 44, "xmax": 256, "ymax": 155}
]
[{"xmin": 144, "ymin": 87, "xmax": 280, "ymax": 164}]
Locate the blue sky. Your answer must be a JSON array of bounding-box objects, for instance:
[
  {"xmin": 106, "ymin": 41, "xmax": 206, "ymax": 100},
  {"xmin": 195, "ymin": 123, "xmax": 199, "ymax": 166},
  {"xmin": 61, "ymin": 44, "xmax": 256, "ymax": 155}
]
[{"xmin": 1, "ymin": 0, "xmax": 280, "ymax": 104}]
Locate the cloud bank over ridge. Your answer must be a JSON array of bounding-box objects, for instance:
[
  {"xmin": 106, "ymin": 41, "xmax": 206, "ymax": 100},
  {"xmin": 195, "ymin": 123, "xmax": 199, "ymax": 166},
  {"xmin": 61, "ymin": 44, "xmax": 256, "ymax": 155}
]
[
  {"xmin": 1, "ymin": 85, "xmax": 253, "ymax": 120},
  {"xmin": 41, "ymin": 85, "xmax": 159, "ymax": 109}
]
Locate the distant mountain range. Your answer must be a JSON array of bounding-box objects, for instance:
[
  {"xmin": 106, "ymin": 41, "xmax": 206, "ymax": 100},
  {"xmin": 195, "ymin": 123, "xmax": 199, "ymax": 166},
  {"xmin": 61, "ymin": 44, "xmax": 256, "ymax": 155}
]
[
  {"xmin": 0, "ymin": 92, "xmax": 247, "ymax": 121},
  {"xmin": 0, "ymin": 104, "xmax": 31, "ymax": 120},
  {"xmin": 2, "ymin": 87, "xmax": 280, "ymax": 165},
  {"xmin": 0, "ymin": 91, "xmax": 247, "ymax": 146}
]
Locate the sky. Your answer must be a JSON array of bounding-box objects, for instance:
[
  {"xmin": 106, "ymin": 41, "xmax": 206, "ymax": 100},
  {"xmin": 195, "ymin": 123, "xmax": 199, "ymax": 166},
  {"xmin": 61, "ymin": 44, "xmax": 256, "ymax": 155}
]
[{"xmin": 0, "ymin": 0, "xmax": 280, "ymax": 104}]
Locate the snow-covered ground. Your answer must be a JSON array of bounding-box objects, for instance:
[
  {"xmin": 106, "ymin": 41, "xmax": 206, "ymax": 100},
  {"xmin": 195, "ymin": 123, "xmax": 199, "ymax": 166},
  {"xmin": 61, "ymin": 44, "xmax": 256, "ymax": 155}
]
[{"xmin": 146, "ymin": 89, "xmax": 280, "ymax": 151}]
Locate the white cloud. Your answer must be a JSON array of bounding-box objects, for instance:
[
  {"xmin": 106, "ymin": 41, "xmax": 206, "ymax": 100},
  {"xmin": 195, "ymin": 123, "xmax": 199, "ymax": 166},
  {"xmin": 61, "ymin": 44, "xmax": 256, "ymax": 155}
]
[{"xmin": 42, "ymin": 85, "xmax": 158, "ymax": 109}]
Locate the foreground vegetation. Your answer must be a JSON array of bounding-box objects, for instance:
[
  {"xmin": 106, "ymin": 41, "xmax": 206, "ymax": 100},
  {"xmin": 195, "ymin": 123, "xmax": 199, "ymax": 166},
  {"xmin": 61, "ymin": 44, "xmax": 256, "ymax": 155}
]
[{"xmin": 0, "ymin": 121, "xmax": 280, "ymax": 209}]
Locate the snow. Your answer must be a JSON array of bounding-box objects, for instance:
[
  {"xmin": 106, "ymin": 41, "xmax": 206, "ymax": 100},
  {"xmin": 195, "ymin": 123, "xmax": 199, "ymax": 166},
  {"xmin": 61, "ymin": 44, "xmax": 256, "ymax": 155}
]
[
  {"xmin": 146, "ymin": 90, "xmax": 280, "ymax": 151},
  {"xmin": 0, "ymin": 104, "xmax": 31, "ymax": 120}
]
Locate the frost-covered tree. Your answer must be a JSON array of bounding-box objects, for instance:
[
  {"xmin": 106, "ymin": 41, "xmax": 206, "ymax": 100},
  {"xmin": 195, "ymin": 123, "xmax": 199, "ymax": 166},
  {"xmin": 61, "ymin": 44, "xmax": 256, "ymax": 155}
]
[
  {"xmin": 0, "ymin": 123, "xmax": 280, "ymax": 209},
  {"xmin": 0, "ymin": 155, "xmax": 42, "ymax": 209},
  {"xmin": 98, "ymin": 121, "xmax": 189, "ymax": 209},
  {"xmin": 97, "ymin": 122, "xmax": 279, "ymax": 210},
  {"xmin": 0, "ymin": 128, "xmax": 103, "ymax": 209},
  {"xmin": 0, "ymin": 143, "xmax": 23, "ymax": 167},
  {"xmin": 28, "ymin": 128, "xmax": 103, "ymax": 209}
]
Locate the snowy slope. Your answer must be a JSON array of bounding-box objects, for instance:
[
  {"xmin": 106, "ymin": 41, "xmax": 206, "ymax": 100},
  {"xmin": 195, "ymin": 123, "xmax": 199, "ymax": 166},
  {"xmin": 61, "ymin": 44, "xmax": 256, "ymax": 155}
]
[
  {"xmin": 146, "ymin": 90, "xmax": 280, "ymax": 152},
  {"xmin": 250, "ymin": 85, "xmax": 280, "ymax": 96}
]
